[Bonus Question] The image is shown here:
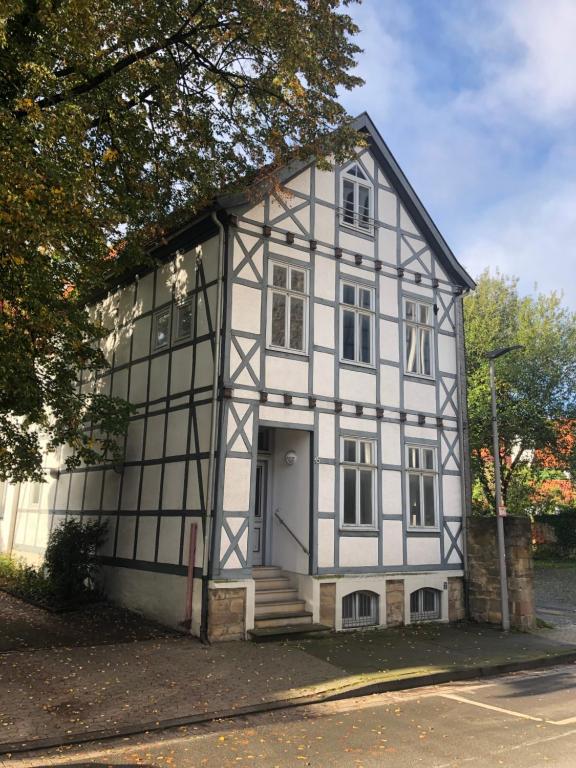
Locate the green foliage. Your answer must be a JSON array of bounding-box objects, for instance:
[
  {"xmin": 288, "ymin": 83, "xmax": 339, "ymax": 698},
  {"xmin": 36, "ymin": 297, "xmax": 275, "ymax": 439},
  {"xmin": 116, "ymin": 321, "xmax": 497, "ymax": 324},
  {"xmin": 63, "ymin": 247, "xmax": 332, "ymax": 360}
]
[
  {"xmin": 534, "ymin": 512, "xmax": 576, "ymax": 558},
  {"xmin": 0, "ymin": 0, "xmax": 362, "ymax": 481},
  {"xmin": 44, "ymin": 518, "xmax": 107, "ymax": 600},
  {"xmin": 465, "ymin": 271, "xmax": 576, "ymax": 513},
  {"xmin": 0, "ymin": 554, "xmax": 53, "ymax": 604}
]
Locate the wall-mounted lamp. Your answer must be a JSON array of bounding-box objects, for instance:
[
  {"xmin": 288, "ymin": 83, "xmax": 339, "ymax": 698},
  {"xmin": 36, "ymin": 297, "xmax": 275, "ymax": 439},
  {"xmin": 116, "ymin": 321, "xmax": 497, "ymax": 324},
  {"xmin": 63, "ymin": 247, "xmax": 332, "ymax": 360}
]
[{"xmin": 284, "ymin": 450, "xmax": 297, "ymax": 466}]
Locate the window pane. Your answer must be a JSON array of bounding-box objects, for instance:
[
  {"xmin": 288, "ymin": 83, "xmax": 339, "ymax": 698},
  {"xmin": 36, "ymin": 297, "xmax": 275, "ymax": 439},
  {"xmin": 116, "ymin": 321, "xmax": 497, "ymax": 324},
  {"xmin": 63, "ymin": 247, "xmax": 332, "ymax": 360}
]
[
  {"xmin": 343, "ymin": 594, "xmax": 354, "ymax": 620},
  {"xmin": 342, "ymin": 284, "xmax": 355, "ymax": 305},
  {"xmin": 31, "ymin": 483, "xmax": 41, "ymax": 504},
  {"xmin": 408, "ymin": 447, "xmax": 419, "ymax": 469},
  {"xmin": 420, "ymin": 328, "xmax": 431, "ymax": 375},
  {"xmin": 358, "ymin": 593, "xmax": 372, "ymax": 618},
  {"xmin": 343, "ymin": 439, "xmax": 356, "ymax": 463},
  {"xmin": 343, "ymin": 310, "xmax": 356, "ymax": 360},
  {"xmin": 360, "ymin": 313, "xmax": 371, "ymax": 364},
  {"xmin": 423, "ymin": 475, "xmax": 435, "ymax": 526},
  {"xmin": 406, "ymin": 324, "xmax": 418, "ymax": 373},
  {"xmin": 358, "ymin": 185, "xmax": 370, "ymax": 229},
  {"xmin": 289, "ymin": 296, "xmax": 304, "ymax": 350},
  {"xmin": 271, "ymin": 292, "xmax": 286, "ymax": 346},
  {"xmin": 410, "ymin": 591, "xmax": 420, "ymax": 614},
  {"xmin": 423, "ymin": 449, "xmax": 434, "ymax": 470},
  {"xmin": 409, "ymin": 473, "xmax": 421, "ymax": 526},
  {"xmin": 359, "ymin": 470, "xmax": 373, "ymax": 525},
  {"xmin": 155, "ymin": 311, "xmax": 170, "ymax": 348},
  {"xmin": 360, "ymin": 289, "xmax": 372, "ymax": 309},
  {"xmin": 423, "ymin": 589, "xmax": 437, "ymax": 613},
  {"xmin": 360, "ymin": 442, "xmax": 372, "ymax": 465},
  {"xmin": 291, "ymin": 269, "xmax": 305, "ymax": 293},
  {"xmin": 405, "ymin": 301, "xmax": 416, "ymax": 321},
  {"xmin": 347, "ymin": 164, "xmax": 366, "ymax": 180},
  {"xmin": 419, "ymin": 304, "xmax": 430, "ymax": 325},
  {"xmin": 177, "ymin": 303, "xmax": 192, "ymax": 339},
  {"xmin": 254, "ymin": 467, "xmax": 262, "ymax": 519},
  {"xmin": 343, "ymin": 180, "xmax": 355, "ymax": 224},
  {"xmin": 272, "ymin": 264, "xmax": 287, "ymax": 288},
  {"xmin": 343, "ymin": 468, "xmax": 356, "ymax": 524}
]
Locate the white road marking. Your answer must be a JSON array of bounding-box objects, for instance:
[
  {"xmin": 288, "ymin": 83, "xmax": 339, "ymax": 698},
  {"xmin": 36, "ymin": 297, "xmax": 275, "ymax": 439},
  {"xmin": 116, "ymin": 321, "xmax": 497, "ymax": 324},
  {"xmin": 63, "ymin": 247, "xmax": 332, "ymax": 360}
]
[{"xmin": 438, "ymin": 692, "xmax": 543, "ymax": 721}]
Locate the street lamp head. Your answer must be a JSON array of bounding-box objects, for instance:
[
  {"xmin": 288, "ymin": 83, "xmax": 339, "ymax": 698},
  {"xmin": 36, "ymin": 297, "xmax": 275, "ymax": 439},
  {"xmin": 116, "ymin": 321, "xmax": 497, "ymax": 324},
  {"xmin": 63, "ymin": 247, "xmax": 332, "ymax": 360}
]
[{"xmin": 485, "ymin": 344, "xmax": 524, "ymax": 360}]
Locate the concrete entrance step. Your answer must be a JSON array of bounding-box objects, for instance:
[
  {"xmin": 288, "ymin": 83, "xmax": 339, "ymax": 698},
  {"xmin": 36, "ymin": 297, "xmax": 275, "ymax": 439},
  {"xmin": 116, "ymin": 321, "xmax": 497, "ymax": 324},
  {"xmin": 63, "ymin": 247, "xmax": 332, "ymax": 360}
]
[
  {"xmin": 253, "ymin": 566, "xmax": 284, "ymax": 580},
  {"xmin": 254, "ymin": 610, "xmax": 313, "ymax": 629},
  {"xmin": 249, "ymin": 623, "xmax": 332, "ymax": 641},
  {"xmin": 255, "ymin": 599, "xmax": 306, "ymax": 617},
  {"xmin": 255, "ymin": 588, "xmax": 300, "ymax": 603},
  {"xmin": 253, "ymin": 576, "xmax": 292, "ymax": 591}
]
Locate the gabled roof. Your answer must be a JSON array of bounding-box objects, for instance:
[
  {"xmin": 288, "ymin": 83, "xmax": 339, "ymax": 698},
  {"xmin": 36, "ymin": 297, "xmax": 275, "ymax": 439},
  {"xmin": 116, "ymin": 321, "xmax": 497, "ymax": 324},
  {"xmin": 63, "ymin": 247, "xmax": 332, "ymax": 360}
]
[{"xmin": 352, "ymin": 113, "xmax": 475, "ymax": 290}]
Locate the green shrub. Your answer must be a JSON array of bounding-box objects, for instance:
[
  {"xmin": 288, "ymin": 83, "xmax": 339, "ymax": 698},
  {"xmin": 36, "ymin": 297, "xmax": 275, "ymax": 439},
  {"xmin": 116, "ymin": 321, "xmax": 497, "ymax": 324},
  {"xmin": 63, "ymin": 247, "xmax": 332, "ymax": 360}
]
[{"xmin": 44, "ymin": 518, "xmax": 107, "ymax": 600}]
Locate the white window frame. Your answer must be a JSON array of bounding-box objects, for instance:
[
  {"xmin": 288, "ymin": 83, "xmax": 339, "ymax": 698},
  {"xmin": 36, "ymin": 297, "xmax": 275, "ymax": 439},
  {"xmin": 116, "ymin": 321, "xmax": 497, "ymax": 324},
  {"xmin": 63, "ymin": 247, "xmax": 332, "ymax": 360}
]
[
  {"xmin": 152, "ymin": 307, "xmax": 171, "ymax": 351},
  {"xmin": 410, "ymin": 588, "xmax": 441, "ymax": 622},
  {"xmin": 403, "ymin": 297, "xmax": 434, "ymax": 378},
  {"xmin": 173, "ymin": 299, "xmax": 193, "ymax": 343},
  {"xmin": 406, "ymin": 444, "xmax": 438, "ymax": 530},
  {"xmin": 29, "ymin": 481, "xmax": 42, "ymax": 507},
  {"xmin": 339, "ymin": 281, "xmax": 375, "ymax": 367},
  {"xmin": 266, "ymin": 260, "xmax": 309, "ymax": 355},
  {"xmin": 340, "ymin": 162, "xmax": 374, "ymax": 235},
  {"xmin": 342, "ymin": 591, "xmax": 379, "ymax": 629},
  {"xmin": 340, "ymin": 437, "xmax": 377, "ymax": 529}
]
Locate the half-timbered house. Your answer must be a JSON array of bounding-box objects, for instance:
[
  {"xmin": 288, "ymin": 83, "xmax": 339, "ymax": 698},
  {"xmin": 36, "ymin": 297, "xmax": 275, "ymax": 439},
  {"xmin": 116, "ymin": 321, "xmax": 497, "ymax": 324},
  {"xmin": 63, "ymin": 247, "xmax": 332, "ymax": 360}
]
[{"xmin": 0, "ymin": 113, "xmax": 475, "ymax": 640}]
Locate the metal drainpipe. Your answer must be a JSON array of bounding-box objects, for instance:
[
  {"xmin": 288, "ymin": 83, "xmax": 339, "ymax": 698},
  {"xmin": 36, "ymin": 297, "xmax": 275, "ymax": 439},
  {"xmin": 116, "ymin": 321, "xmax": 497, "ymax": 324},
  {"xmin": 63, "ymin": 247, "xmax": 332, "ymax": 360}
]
[{"xmin": 199, "ymin": 210, "xmax": 226, "ymax": 644}]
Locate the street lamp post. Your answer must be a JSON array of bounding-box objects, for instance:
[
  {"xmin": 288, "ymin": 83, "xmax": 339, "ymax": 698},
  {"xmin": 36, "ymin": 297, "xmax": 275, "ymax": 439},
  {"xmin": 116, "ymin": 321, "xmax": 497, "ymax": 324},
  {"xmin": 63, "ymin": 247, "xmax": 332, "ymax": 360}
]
[{"xmin": 486, "ymin": 345, "xmax": 524, "ymax": 632}]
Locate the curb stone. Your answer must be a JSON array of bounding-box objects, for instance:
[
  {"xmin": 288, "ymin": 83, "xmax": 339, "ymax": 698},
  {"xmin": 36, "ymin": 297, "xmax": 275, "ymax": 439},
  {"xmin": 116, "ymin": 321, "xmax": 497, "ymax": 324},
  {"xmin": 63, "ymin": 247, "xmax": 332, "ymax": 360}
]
[{"xmin": 2, "ymin": 649, "xmax": 576, "ymax": 758}]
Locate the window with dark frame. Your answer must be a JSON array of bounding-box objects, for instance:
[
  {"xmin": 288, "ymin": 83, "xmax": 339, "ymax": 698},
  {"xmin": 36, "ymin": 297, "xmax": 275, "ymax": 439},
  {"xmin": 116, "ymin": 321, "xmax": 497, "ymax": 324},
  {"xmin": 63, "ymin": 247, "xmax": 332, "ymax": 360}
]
[
  {"xmin": 340, "ymin": 163, "xmax": 373, "ymax": 233},
  {"xmin": 175, "ymin": 300, "xmax": 193, "ymax": 342},
  {"xmin": 341, "ymin": 437, "xmax": 376, "ymax": 527},
  {"xmin": 340, "ymin": 282, "xmax": 375, "ymax": 366},
  {"xmin": 404, "ymin": 299, "xmax": 433, "ymax": 377},
  {"xmin": 410, "ymin": 588, "xmax": 441, "ymax": 622},
  {"xmin": 407, "ymin": 444, "xmax": 437, "ymax": 528},
  {"xmin": 342, "ymin": 591, "xmax": 378, "ymax": 628},
  {"xmin": 268, "ymin": 261, "xmax": 308, "ymax": 353},
  {"xmin": 153, "ymin": 307, "xmax": 171, "ymax": 350}
]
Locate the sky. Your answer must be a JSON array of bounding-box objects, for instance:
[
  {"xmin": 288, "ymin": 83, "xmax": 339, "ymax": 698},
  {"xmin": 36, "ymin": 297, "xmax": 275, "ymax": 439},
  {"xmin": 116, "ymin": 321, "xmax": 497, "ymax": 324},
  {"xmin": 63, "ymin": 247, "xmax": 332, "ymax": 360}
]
[{"xmin": 340, "ymin": 0, "xmax": 576, "ymax": 308}]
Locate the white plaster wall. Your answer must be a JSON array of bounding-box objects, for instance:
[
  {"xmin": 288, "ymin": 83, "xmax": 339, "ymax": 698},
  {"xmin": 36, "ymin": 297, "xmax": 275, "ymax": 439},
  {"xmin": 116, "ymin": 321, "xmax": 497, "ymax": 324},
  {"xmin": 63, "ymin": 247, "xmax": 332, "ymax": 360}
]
[
  {"xmin": 339, "ymin": 369, "xmax": 376, "ymax": 403},
  {"xmin": 317, "ymin": 519, "xmax": 334, "ymax": 568},
  {"xmin": 266, "ymin": 355, "xmax": 308, "ymax": 394},
  {"xmin": 404, "ymin": 380, "xmax": 436, "ymax": 413},
  {"xmin": 382, "ymin": 520, "xmax": 404, "ymax": 566},
  {"xmin": 406, "ymin": 537, "xmax": 441, "ymax": 566},
  {"xmin": 339, "ymin": 537, "xmax": 379, "ymax": 567}
]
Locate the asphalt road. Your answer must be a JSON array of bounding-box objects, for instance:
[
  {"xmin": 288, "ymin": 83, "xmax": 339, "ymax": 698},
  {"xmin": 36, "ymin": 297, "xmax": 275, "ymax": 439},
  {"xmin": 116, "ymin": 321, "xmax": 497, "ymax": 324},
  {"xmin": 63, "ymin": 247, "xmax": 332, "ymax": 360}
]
[{"xmin": 7, "ymin": 663, "xmax": 576, "ymax": 768}]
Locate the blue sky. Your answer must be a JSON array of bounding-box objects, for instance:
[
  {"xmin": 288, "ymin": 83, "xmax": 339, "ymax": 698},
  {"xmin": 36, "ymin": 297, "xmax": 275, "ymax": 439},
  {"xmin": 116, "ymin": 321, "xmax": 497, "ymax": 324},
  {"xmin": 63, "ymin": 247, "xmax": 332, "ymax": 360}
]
[{"xmin": 340, "ymin": 0, "xmax": 576, "ymax": 308}]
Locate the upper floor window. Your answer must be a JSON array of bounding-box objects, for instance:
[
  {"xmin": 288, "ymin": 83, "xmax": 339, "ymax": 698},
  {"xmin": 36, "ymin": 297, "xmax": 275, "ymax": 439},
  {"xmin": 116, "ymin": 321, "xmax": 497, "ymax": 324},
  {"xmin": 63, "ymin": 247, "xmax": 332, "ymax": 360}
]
[
  {"xmin": 340, "ymin": 282, "xmax": 375, "ymax": 366},
  {"xmin": 175, "ymin": 300, "xmax": 193, "ymax": 342},
  {"xmin": 407, "ymin": 444, "xmax": 437, "ymax": 528},
  {"xmin": 153, "ymin": 307, "xmax": 171, "ymax": 351},
  {"xmin": 267, "ymin": 261, "xmax": 308, "ymax": 354},
  {"xmin": 341, "ymin": 437, "xmax": 376, "ymax": 528},
  {"xmin": 29, "ymin": 481, "xmax": 42, "ymax": 506},
  {"xmin": 404, "ymin": 299, "xmax": 433, "ymax": 377},
  {"xmin": 340, "ymin": 163, "xmax": 373, "ymax": 233}
]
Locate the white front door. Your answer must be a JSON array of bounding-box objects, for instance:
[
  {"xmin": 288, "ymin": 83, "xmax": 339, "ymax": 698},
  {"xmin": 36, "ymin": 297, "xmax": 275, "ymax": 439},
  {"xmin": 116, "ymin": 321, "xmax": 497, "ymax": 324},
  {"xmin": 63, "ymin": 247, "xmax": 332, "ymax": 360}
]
[{"xmin": 252, "ymin": 460, "xmax": 268, "ymax": 566}]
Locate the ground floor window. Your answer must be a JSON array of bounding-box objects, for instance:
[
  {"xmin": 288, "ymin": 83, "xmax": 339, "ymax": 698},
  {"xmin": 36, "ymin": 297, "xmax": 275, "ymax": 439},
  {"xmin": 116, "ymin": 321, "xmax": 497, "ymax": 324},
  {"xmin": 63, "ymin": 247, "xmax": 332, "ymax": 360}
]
[
  {"xmin": 342, "ymin": 590, "xmax": 378, "ymax": 628},
  {"xmin": 410, "ymin": 588, "xmax": 441, "ymax": 622}
]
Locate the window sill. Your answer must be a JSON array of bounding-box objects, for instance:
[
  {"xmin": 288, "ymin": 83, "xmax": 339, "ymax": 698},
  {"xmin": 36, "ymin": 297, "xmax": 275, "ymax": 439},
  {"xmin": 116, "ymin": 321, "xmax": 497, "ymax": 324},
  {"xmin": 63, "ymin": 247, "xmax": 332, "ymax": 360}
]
[
  {"xmin": 339, "ymin": 527, "xmax": 379, "ymax": 537},
  {"xmin": 266, "ymin": 346, "xmax": 309, "ymax": 359},
  {"xmin": 407, "ymin": 527, "xmax": 440, "ymax": 535},
  {"xmin": 339, "ymin": 222, "xmax": 375, "ymax": 239},
  {"xmin": 339, "ymin": 359, "xmax": 376, "ymax": 372},
  {"xmin": 404, "ymin": 372, "xmax": 435, "ymax": 384}
]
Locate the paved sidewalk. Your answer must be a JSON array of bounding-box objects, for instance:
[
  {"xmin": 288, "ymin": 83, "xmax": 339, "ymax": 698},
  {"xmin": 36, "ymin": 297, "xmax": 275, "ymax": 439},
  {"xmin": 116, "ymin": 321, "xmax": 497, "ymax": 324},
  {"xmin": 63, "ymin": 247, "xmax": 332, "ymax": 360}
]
[{"xmin": 1, "ymin": 619, "xmax": 576, "ymax": 754}]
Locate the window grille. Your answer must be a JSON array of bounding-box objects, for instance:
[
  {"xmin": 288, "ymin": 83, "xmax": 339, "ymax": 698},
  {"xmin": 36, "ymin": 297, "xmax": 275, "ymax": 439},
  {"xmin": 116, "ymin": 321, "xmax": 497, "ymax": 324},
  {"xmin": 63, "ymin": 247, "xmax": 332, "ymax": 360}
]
[
  {"xmin": 410, "ymin": 588, "xmax": 441, "ymax": 622},
  {"xmin": 342, "ymin": 591, "xmax": 378, "ymax": 628}
]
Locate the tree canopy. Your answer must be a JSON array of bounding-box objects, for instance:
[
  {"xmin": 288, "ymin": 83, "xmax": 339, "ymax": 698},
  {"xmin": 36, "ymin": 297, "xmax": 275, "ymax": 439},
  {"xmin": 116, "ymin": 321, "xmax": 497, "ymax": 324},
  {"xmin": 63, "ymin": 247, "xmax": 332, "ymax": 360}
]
[
  {"xmin": 0, "ymin": 0, "xmax": 362, "ymax": 481},
  {"xmin": 464, "ymin": 271, "xmax": 576, "ymax": 515}
]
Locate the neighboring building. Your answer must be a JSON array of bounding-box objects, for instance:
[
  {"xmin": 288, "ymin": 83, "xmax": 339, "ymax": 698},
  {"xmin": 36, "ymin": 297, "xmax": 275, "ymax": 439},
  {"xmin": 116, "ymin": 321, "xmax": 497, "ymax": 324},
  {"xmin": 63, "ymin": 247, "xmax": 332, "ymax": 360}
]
[{"xmin": 0, "ymin": 113, "xmax": 475, "ymax": 640}]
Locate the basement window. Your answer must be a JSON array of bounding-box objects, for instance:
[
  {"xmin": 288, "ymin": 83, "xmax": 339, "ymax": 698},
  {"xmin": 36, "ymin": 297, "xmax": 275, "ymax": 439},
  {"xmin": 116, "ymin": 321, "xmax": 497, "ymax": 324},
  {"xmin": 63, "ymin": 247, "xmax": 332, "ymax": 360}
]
[
  {"xmin": 342, "ymin": 590, "xmax": 378, "ymax": 628},
  {"xmin": 410, "ymin": 588, "xmax": 441, "ymax": 622}
]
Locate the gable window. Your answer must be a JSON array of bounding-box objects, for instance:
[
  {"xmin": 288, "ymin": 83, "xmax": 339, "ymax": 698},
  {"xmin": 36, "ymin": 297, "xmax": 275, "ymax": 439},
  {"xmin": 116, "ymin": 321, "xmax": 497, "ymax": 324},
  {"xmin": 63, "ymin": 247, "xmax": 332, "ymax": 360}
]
[
  {"xmin": 267, "ymin": 261, "xmax": 308, "ymax": 353},
  {"xmin": 175, "ymin": 300, "xmax": 193, "ymax": 342},
  {"xmin": 410, "ymin": 588, "xmax": 441, "ymax": 622},
  {"xmin": 153, "ymin": 307, "xmax": 171, "ymax": 350},
  {"xmin": 404, "ymin": 299, "xmax": 433, "ymax": 377},
  {"xmin": 340, "ymin": 282, "xmax": 375, "ymax": 366},
  {"xmin": 341, "ymin": 437, "xmax": 376, "ymax": 528},
  {"xmin": 342, "ymin": 591, "xmax": 379, "ymax": 628},
  {"xmin": 340, "ymin": 163, "xmax": 373, "ymax": 233},
  {"xmin": 407, "ymin": 445, "xmax": 437, "ymax": 528}
]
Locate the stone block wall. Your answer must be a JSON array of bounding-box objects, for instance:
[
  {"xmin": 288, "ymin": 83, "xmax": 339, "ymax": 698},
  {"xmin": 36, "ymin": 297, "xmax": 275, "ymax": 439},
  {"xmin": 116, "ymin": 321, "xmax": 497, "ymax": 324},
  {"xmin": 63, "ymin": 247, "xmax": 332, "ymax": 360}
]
[
  {"xmin": 467, "ymin": 517, "xmax": 535, "ymax": 631},
  {"xmin": 319, "ymin": 583, "xmax": 336, "ymax": 628},
  {"xmin": 208, "ymin": 587, "xmax": 247, "ymax": 641},
  {"xmin": 386, "ymin": 579, "xmax": 405, "ymax": 626},
  {"xmin": 448, "ymin": 577, "xmax": 465, "ymax": 622}
]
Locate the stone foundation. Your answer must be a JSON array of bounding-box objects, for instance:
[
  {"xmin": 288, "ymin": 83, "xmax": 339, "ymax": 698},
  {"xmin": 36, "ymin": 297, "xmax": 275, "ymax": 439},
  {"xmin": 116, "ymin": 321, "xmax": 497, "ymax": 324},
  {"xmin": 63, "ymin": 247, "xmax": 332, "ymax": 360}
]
[
  {"xmin": 386, "ymin": 579, "xmax": 404, "ymax": 626},
  {"xmin": 467, "ymin": 517, "xmax": 535, "ymax": 631},
  {"xmin": 448, "ymin": 577, "xmax": 465, "ymax": 622},
  {"xmin": 208, "ymin": 587, "xmax": 246, "ymax": 641},
  {"xmin": 319, "ymin": 583, "xmax": 336, "ymax": 628}
]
